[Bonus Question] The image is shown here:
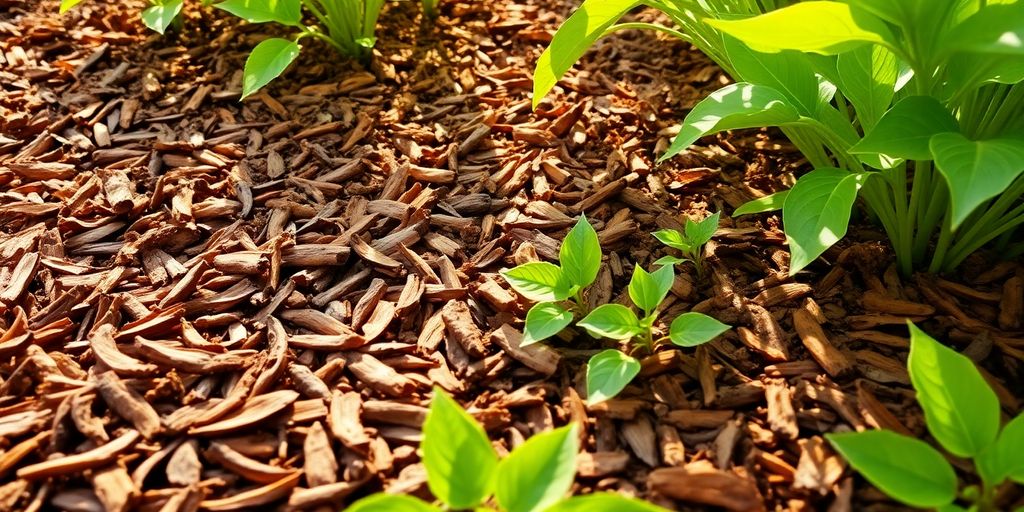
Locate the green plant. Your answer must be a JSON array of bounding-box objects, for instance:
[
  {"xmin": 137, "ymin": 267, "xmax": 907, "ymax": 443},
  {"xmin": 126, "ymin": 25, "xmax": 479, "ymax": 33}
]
[
  {"xmin": 60, "ymin": 0, "xmax": 185, "ymax": 34},
  {"xmin": 421, "ymin": 0, "xmax": 439, "ymax": 18},
  {"xmin": 500, "ymin": 215, "xmax": 602, "ymax": 346},
  {"xmin": 213, "ymin": 0, "xmax": 385, "ymax": 99},
  {"xmin": 534, "ymin": 0, "xmax": 1024, "ymax": 276},
  {"xmin": 652, "ymin": 211, "xmax": 720, "ymax": 279},
  {"xmin": 346, "ymin": 388, "xmax": 667, "ymax": 512},
  {"xmin": 577, "ymin": 263, "xmax": 729, "ymax": 404},
  {"xmin": 827, "ymin": 323, "xmax": 1024, "ymax": 511}
]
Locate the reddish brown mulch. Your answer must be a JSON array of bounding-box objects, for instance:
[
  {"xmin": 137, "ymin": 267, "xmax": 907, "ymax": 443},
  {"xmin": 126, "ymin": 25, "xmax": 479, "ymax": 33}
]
[{"xmin": 0, "ymin": 0, "xmax": 1022, "ymax": 511}]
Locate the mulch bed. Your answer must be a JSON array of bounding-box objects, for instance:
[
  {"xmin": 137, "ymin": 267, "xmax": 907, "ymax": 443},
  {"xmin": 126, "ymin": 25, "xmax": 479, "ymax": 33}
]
[{"xmin": 1, "ymin": 0, "xmax": 1022, "ymax": 510}]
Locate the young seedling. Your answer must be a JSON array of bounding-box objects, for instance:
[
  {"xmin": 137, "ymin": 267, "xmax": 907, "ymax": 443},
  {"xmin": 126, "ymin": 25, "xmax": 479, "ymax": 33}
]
[
  {"xmin": 346, "ymin": 387, "xmax": 667, "ymax": 512},
  {"xmin": 827, "ymin": 323, "xmax": 1024, "ymax": 511},
  {"xmin": 652, "ymin": 211, "xmax": 720, "ymax": 280},
  {"xmin": 577, "ymin": 263, "xmax": 729, "ymax": 405},
  {"xmin": 500, "ymin": 215, "xmax": 602, "ymax": 346}
]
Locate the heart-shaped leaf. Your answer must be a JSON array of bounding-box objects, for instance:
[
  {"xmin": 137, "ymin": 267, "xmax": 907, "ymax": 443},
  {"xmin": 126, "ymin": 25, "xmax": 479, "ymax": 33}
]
[
  {"xmin": 585, "ymin": 349, "xmax": 641, "ymax": 405},
  {"xmin": 522, "ymin": 302, "xmax": 574, "ymax": 346}
]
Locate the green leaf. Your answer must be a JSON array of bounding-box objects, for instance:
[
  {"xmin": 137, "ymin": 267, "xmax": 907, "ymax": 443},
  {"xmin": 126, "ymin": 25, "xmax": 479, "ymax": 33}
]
[
  {"xmin": 835, "ymin": 45, "xmax": 898, "ymax": 131},
  {"xmin": 908, "ymin": 322, "xmax": 1000, "ymax": 458},
  {"xmin": 346, "ymin": 494, "xmax": 442, "ymax": 512},
  {"xmin": 826, "ymin": 430, "xmax": 957, "ymax": 508},
  {"xmin": 684, "ymin": 211, "xmax": 720, "ymax": 248},
  {"xmin": 501, "ymin": 262, "xmax": 571, "ymax": 302},
  {"xmin": 215, "ymin": 0, "xmax": 301, "ymax": 25},
  {"xmin": 733, "ymin": 191, "xmax": 788, "ymax": 216},
  {"xmin": 949, "ymin": 3, "xmax": 1024, "ymax": 55},
  {"xmin": 782, "ymin": 168, "xmax": 867, "ymax": 274},
  {"xmin": 850, "ymin": 96, "xmax": 959, "ymax": 161},
  {"xmin": 494, "ymin": 424, "xmax": 579, "ymax": 512},
  {"xmin": 660, "ymin": 83, "xmax": 802, "ymax": 161},
  {"xmin": 627, "ymin": 264, "xmax": 674, "ymax": 315},
  {"xmin": 577, "ymin": 304, "xmax": 641, "ymax": 341},
  {"xmin": 59, "ymin": 0, "xmax": 84, "ymax": 13},
  {"xmin": 653, "ymin": 255, "xmax": 690, "ymax": 266},
  {"xmin": 532, "ymin": 0, "xmax": 641, "ymax": 108},
  {"xmin": 523, "ymin": 302, "xmax": 574, "ymax": 346},
  {"xmin": 585, "ymin": 349, "xmax": 641, "ymax": 405},
  {"xmin": 241, "ymin": 38, "xmax": 300, "ymax": 100},
  {"xmin": 668, "ymin": 312, "xmax": 729, "ymax": 347},
  {"xmin": 141, "ymin": 0, "xmax": 183, "ymax": 34},
  {"xmin": 707, "ymin": 2, "xmax": 894, "ymax": 55},
  {"xmin": 930, "ymin": 132, "xmax": 1024, "ymax": 228},
  {"xmin": 545, "ymin": 493, "xmax": 669, "ymax": 512},
  {"xmin": 559, "ymin": 215, "xmax": 601, "ymax": 289},
  {"xmin": 652, "ymin": 229, "xmax": 689, "ymax": 252},
  {"xmin": 993, "ymin": 414, "xmax": 1024, "ymax": 483},
  {"xmin": 422, "ymin": 389, "xmax": 498, "ymax": 509},
  {"xmin": 724, "ymin": 37, "xmax": 823, "ymax": 116}
]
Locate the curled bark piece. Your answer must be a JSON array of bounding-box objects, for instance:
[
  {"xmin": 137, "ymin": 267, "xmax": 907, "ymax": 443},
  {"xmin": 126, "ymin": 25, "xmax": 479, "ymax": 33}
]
[{"xmin": 17, "ymin": 430, "xmax": 140, "ymax": 480}]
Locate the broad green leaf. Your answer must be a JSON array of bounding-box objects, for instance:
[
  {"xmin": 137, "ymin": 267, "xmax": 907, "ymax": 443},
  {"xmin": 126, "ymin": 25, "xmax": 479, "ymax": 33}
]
[
  {"xmin": 706, "ymin": 2, "xmax": 894, "ymax": 55},
  {"xmin": 949, "ymin": 3, "xmax": 1024, "ymax": 55},
  {"xmin": 346, "ymin": 494, "xmax": 442, "ymax": 512},
  {"xmin": 684, "ymin": 211, "xmax": 720, "ymax": 248},
  {"xmin": 653, "ymin": 255, "xmax": 690, "ymax": 266},
  {"xmin": 783, "ymin": 168, "xmax": 867, "ymax": 274},
  {"xmin": 215, "ymin": 0, "xmax": 301, "ymax": 25},
  {"xmin": 523, "ymin": 302, "xmax": 574, "ymax": 346},
  {"xmin": 494, "ymin": 424, "xmax": 579, "ymax": 512},
  {"xmin": 652, "ymin": 229, "xmax": 689, "ymax": 252},
  {"xmin": 669, "ymin": 312, "xmax": 729, "ymax": 347},
  {"xmin": 627, "ymin": 265, "xmax": 674, "ymax": 315},
  {"xmin": 577, "ymin": 304, "xmax": 642, "ymax": 340},
  {"xmin": 585, "ymin": 349, "xmax": 641, "ymax": 405},
  {"xmin": 930, "ymin": 132, "xmax": 1024, "ymax": 228},
  {"xmin": 501, "ymin": 262, "xmax": 570, "ymax": 302},
  {"xmin": 559, "ymin": 215, "xmax": 601, "ymax": 289},
  {"xmin": 724, "ymin": 37, "xmax": 823, "ymax": 116},
  {"xmin": 532, "ymin": 0, "xmax": 641, "ymax": 108},
  {"xmin": 141, "ymin": 0, "xmax": 183, "ymax": 34},
  {"xmin": 908, "ymin": 322, "xmax": 1000, "ymax": 458},
  {"xmin": 422, "ymin": 389, "xmax": 498, "ymax": 509},
  {"xmin": 59, "ymin": 0, "xmax": 84, "ymax": 13},
  {"xmin": 660, "ymin": 83, "xmax": 802, "ymax": 161},
  {"xmin": 850, "ymin": 96, "xmax": 958, "ymax": 161},
  {"xmin": 827, "ymin": 430, "xmax": 957, "ymax": 508},
  {"xmin": 977, "ymin": 414, "xmax": 1024, "ymax": 485},
  {"xmin": 733, "ymin": 191, "xmax": 788, "ymax": 216},
  {"xmin": 545, "ymin": 493, "xmax": 669, "ymax": 512},
  {"xmin": 241, "ymin": 38, "xmax": 300, "ymax": 100},
  {"xmin": 835, "ymin": 45, "xmax": 898, "ymax": 131}
]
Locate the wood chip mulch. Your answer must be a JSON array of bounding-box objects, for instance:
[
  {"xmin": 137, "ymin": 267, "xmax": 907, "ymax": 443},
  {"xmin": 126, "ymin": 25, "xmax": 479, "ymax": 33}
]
[{"xmin": 0, "ymin": 0, "xmax": 1022, "ymax": 510}]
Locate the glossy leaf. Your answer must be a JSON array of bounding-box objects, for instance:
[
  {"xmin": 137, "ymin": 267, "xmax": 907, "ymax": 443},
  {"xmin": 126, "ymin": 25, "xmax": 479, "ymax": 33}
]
[
  {"xmin": 706, "ymin": 2, "xmax": 893, "ymax": 55},
  {"xmin": 652, "ymin": 229, "xmax": 689, "ymax": 252},
  {"xmin": 733, "ymin": 191, "xmax": 788, "ymax": 216},
  {"xmin": 627, "ymin": 264, "xmax": 674, "ymax": 315},
  {"xmin": 241, "ymin": 38, "xmax": 300, "ymax": 100},
  {"xmin": 577, "ymin": 304, "xmax": 641, "ymax": 340},
  {"xmin": 422, "ymin": 389, "xmax": 497, "ymax": 509},
  {"xmin": 522, "ymin": 302, "xmax": 574, "ymax": 346},
  {"xmin": 532, "ymin": 0, "xmax": 640, "ymax": 108},
  {"xmin": 850, "ymin": 96, "xmax": 959, "ymax": 161},
  {"xmin": 215, "ymin": 0, "xmax": 301, "ymax": 25},
  {"xmin": 653, "ymin": 255, "xmax": 690, "ymax": 266},
  {"xmin": 501, "ymin": 262, "xmax": 570, "ymax": 302},
  {"xmin": 141, "ymin": 0, "xmax": 183, "ymax": 34},
  {"xmin": 930, "ymin": 132, "xmax": 1024, "ymax": 228},
  {"xmin": 684, "ymin": 211, "xmax": 720, "ymax": 248},
  {"xmin": 949, "ymin": 3, "xmax": 1024, "ymax": 55},
  {"xmin": 835, "ymin": 45, "xmax": 898, "ymax": 130},
  {"xmin": 978, "ymin": 413, "xmax": 1024, "ymax": 485},
  {"xmin": 346, "ymin": 494, "xmax": 442, "ymax": 512},
  {"xmin": 827, "ymin": 430, "xmax": 957, "ymax": 508},
  {"xmin": 660, "ymin": 83, "xmax": 802, "ymax": 161},
  {"xmin": 546, "ymin": 493, "xmax": 669, "ymax": 512},
  {"xmin": 585, "ymin": 349, "xmax": 641, "ymax": 405},
  {"xmin": 908, "ymin": 322, "xmax": 1000, "ymax": 458},
  {"xmin": 669, "ymin": 312, "xmax": 729, "ymax": 347},
  {"xmin": 783, "ymin": 168, "xmax": 867, "ymax": 274},
  {"xmin": 494, "ymin": 424, "xmax": 579, "ymax": 512},
  {"xmin": 559, "ymin": 215, "xmax": 602, "ymax": 289}
]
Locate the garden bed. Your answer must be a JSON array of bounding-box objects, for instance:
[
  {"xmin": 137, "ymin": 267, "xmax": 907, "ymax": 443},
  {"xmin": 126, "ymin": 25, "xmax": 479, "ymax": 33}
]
[{"xmin": 0, "ymin": 0, "xmax": 1022, "ymax": 510}]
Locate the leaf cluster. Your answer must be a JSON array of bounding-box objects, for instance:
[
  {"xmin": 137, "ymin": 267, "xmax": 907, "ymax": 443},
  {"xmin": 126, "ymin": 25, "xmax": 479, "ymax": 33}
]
[{"xmin": 652, "ymin": 211, "xmax": 720, "ymax": 279}]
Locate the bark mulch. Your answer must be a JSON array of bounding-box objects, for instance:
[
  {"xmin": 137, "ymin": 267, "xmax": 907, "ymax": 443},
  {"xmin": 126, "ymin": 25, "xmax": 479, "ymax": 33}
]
[{"xmin": 0, "ymin": 0, "xmax": 1022, "ymax": 510}]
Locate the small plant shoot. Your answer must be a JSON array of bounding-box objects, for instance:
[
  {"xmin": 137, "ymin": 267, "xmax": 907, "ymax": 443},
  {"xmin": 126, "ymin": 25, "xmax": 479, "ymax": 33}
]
[
  {"xmin": 653, "ymin": 211, "xmax": 720, "ymax": 279},
  {"xmin": 501, "ymin": 215, "xmax": 601, "ymax": 346},
  {"xmin": 827, "ymin": 323, "xmax": 1024, "ymax": 511},
  {"xmin": 346, "ymin": 387, "xmax": 667, "ymax": 512},
  {"xmin": 578, "ymin": 263, "xmax": 729, "ymax": 405}
]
